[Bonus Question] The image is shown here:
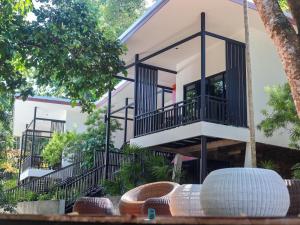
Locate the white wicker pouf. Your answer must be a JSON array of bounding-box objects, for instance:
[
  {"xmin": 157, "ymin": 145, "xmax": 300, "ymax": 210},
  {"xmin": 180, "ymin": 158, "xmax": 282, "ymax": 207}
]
[
  {"xmin": 200, "ymin": 168, "xmax": 290, "ymax": 217},
  {"xmin": 170, "ymin": 184, "xmax": 204, "ymax": 216}
]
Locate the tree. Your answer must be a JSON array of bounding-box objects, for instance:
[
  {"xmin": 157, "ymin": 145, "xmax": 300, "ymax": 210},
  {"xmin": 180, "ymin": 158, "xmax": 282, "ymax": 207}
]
[
  {"xmin": 258, "ymin": 83, "xmax": 300, "ymax": 149},
  {"xmin": 0, "ymin": 0, "xmax": 34, "ymax": 100},
  {"xmin": 63, "ymin": 109, "xmax": 121, "ymax": 168},
  {"xmin": 253, "ymin": 0, "xmax": 300, "ymax": 118},
  {"xmin": 27, "ymin": 0, "xmax": 126, "ymax": 112},
  {"xmin": 1, "ymin": 0, "xmax": 126, "ymax": 112},
  {"xmin": 243, "ymin": 0, "xmax": 257, "ymax": 167},
  {"xmin": 0, "ymin": 95, "xmax": 14, "ymax": 152},
  {"xmin": 42, "ymin": 132, "xmax": 78, "ymax": 167},
  {"xmin": 99, "ymin": 0, "xmax": 146, "ymax": 37}
]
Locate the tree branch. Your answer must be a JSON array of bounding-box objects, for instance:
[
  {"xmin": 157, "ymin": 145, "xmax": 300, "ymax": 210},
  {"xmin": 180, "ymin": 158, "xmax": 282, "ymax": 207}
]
[
  {"xmin": 287, "ymin": 0, "xmax": 300, "ymax": 36},
  {"xmin": 253, "ymin": 0, "xmax": 300, "ymax": 118}
]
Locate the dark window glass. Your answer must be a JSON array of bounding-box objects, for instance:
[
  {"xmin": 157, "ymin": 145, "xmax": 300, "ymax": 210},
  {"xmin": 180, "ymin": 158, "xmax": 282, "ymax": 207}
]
[{"xmin": 184, "ymin": 72, "xmax": 226, "ymax": 100}]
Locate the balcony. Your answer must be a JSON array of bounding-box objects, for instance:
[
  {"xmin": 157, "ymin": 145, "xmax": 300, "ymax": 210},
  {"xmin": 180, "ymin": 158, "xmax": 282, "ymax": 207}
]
[
  {"xmin": 135, "ymin": 95, "xmax": 231, "ymax": 137},
  {"xmin": 21, "ymin": 155, "xmax": 61, "ymax": 172}
]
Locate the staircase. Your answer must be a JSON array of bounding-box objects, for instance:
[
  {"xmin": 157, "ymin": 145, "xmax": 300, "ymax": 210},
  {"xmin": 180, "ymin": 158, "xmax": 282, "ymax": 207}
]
[
  {"xmin": 6, "ymin": 151, "xmax": 128, "ymax": 211},
  {"xmin": 7, "ymin": 150, "xmax": 174, "ymax": 212}
]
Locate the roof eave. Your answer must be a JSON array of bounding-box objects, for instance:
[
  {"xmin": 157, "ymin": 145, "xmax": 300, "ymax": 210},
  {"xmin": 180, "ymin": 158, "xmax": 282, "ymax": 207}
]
[{"xmin": 118, "ymin": 0, "xmax": 170, "ymax": 44}]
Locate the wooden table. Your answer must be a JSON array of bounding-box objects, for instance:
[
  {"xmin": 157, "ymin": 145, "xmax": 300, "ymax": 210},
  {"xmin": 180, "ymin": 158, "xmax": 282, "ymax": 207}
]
[{"xmin": 0, "ymin": 214, "xmax": 300, "ymax": 225}]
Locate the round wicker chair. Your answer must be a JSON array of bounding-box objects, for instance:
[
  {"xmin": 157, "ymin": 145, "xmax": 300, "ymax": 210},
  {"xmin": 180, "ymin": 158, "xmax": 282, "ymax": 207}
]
[
  {"xmin": 285, "ymin": 179, "xmax": 300, "ymax": 216},
  {"xmin": 73, "ymin": 197, "xmax": 114, "ymax": 215},
  {"xmin": 200, "ymin": 168, "xmax": 290, "ymax": 217},
  {"xmin": 170, "ymin": 184, "xmax": 203, "ymax": 216},
  {"xmin": 119, "ymin": 181, "xmax": 179, "ymax": 216},
  {"xmin": 142, "ymin": 195, "xmax": 172, "ymax": 216}
]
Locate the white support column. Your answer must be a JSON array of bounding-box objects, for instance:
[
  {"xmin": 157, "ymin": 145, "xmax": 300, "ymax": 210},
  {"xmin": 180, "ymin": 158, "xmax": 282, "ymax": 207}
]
[{"xmin": 172, "ymin": 154, "xmax": 183, "ymax": 182}]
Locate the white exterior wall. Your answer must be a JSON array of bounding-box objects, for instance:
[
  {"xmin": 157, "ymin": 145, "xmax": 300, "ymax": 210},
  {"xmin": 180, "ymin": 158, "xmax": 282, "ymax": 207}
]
[
  {"xmin": 111, "ymin": 118, "xmax": 134, "ymax": 149},
  {"xmin": 13, "ymin": 100, "xmax": 67, "ymax": 137},
  {"xmin": 176, "ymin": 39, "xmax": 225, "ymax": 102},
  {"xmin": 130, "ymin": 27, "xmax": 291, "ymax": 149},
  {"xmin": 20, "ymin": 168, "xmax": 54, "ymax": 181},
  {"xmin": 249, "ymin": 27, "xmax": 289, "ymax": 148},
  {"xmin": 65, "ymin": 110, "xmax": 88, "ymax": 133}
]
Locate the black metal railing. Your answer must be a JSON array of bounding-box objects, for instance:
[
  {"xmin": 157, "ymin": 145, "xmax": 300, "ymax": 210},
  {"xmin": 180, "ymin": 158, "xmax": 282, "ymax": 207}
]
[
  {"xmin": 135, "ymin": 95, "xmax": 228, "ymax": 137},
  {"xmin": 56, "ymin": 165, "xmax": 105, "ymax": 209},
  {"xmin": 7, "ymin": 161, "xmax": 82, "ymax": 200},
  {"xmin": 21, "ymin": 155, "xmax": 47, "ymax": 171},
  {"xmin": 21, "ymin": 155, "xmax": 61, "ymax": 172},
  {"xmin": 9, "ymin": 150, "xmax": 174, "ymax": 211},
  {"xmin": 95, "ymin": 151, "xmax": 134, "ymax": 180}
]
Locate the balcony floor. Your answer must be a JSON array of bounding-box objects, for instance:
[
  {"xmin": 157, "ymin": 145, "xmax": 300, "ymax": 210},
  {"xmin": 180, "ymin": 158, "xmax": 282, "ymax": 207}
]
[{"xmin": 130, "ymin": 121, "xmax": 249, "ymax": 151}]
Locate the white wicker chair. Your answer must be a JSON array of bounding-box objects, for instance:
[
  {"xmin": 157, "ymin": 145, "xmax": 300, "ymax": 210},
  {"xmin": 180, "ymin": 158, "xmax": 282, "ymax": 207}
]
[
  {"xmin": 170, "ymin": 184, "xmax": 203, "ymax": 216},
  {"xmin": 200, "ymin": 168, "xmax": 290, "ymax": 217}
]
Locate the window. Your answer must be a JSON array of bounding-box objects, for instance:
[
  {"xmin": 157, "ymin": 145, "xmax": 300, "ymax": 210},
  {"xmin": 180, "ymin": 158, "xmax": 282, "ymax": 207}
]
[{"xmin": 184, "ymin": 72, "xmax": 226, "ymax": 100}]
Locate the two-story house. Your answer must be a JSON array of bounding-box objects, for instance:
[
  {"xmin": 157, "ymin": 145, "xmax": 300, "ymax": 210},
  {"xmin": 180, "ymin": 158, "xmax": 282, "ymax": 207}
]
[{"xmin": 99, "ymin": 0, "xmax": 299, "ymax": 182}]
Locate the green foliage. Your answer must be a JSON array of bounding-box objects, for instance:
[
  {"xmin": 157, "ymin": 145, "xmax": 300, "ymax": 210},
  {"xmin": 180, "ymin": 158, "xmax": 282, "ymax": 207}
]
[
  {"xmin": 42, "ymin": 132, "xmax": 78, "ymax": 167},
  {"xmin": 37, "ymin": 191, "xmax": 57, "ymax": 201},
  {"xmin": 258, "ymin": 83, "xmax": 300, "ymax": 149},
  {"xmin": 1, "ymin": 0, "xmax": 127, "ymax": 112},
  {"xmin": 64, "ymin": 109, "xmax": 121, "ymax": 168},
  {"xmin": 279, "ymin": 0, "xmax": 288, "ymax": 11},
  {"xmin": 103, "ymin": 145, "xmax": 173, "ymax": 195},
  {"xmin": 291, "ymin": 163, "xmax": 300, "ymax": 179},
  {"xmin": 0, "ymin": 95, "xmax": 14, "ymax": 153},
  {"xmin": 259, "ymin": 160, "xmax": 279, "ymax": 172},
  {"xmin": 2, "ymin": 177, "xmax": 18, "ymax": 190},
  {"xmin": 26, "ymin": 0, "xmax": 125, "ymax": 111},
  {"xmin": 0, "ymin": 182, "xmax": 16, "ymax": 212},
  {"xmin": 99, "ymin": 0, "xmax": 146, "ymax": 37},
  {"xmin": 0, "ymin": 0, "xmax": 34, "ymax": 100}
]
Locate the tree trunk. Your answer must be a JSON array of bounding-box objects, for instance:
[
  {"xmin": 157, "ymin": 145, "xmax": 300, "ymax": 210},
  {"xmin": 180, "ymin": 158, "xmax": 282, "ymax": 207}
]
[
  {"xmin": 243, "ymin": 0, "xmax": 257, "ymax": 168},
  {"xmin": 253, "ymin": 0, "xmax": 300, "ymax": 118}
]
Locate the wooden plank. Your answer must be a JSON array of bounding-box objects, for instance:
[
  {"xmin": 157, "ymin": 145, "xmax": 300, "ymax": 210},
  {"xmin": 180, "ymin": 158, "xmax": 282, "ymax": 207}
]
[{"xmin": 0, "ymin": 214, "xmax": 300, "ymax": 225}]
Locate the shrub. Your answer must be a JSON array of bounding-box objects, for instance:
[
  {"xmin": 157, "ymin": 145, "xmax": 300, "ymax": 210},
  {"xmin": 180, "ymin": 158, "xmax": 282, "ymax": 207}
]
[
  {"xmin": 42, "ymin": 132, "xmax": 78, "ymax": 167},
  {"xmin": 259, "ymin": 160, "xmax": 279, "ymax": 172},
  {"xmin": 0, "ymin": 183, "xmax": 16, "ymax": 213},
  {"xmin": 102, "ymin": 145, "xmax": 173, "ymax": 195},
  {"xmin": 63, "ymin": 109, "xmax": 121, "ymax": 169},
  {"xmin": 291, "ymin": 163, "xmax": 300, "ymax": 179}
]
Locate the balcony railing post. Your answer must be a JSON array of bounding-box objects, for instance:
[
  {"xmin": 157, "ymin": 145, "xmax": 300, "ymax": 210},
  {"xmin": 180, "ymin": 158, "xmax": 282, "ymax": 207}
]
[
  {"xmin": 123, "ymin": 98, "xmax": 129, "ymax": 145},
  {"xmin": 200, "ymin": 12, "xmax": 206, "ymax": 121},
  {"xmin": 104, "ymin": 88, "xmax": 112, "ymax": 180},
  {"xmin": 134, "ymin": 54, "xmax": 139, "ymax": 137},
  {"xmin": 30, "ymin": 107, "xmax": 37, "ymax": 168}
]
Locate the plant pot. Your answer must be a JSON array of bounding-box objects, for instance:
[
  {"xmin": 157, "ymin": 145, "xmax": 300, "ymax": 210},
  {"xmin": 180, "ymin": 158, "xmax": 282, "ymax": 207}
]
[
  {"xmin": 200, "ymin": 168, "xmax": 290, "ymax": 217},
  {"xmin": 17, "ymin": 200, "xmax": 65, "ymax": 215},
  {"xmin": 169, "ymin": 184, "xmax": 203, "ymax": 216}
]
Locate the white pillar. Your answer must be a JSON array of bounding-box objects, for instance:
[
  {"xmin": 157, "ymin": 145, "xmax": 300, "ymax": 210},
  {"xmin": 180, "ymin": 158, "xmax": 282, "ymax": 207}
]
[
  {"xmin": 172, "ymin": 154, "xmax": 183, "ymax": 182},
  {"xmin": 244, "ymin": 142, "xmax": 254, "ymax": 167}
]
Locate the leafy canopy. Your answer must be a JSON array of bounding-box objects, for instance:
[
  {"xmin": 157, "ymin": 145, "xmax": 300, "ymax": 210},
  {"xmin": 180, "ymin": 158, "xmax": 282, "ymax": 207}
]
[
  {"xmin": 0, "ymin": 0, "xmax": 34, "ymax": 99},
  {"xmin": 27, "ymin": 0, "xmax": 126, "ymax": 111},
  {"xmin": 258, "ymin": 83, "xmax": 300, "ymax": 149},
  {"xmin": 1, "ymin": 0, "xmax": 127, "ymax": 112},
  {"xmin": 99, "ymin": 0, "xmax": 146, "ymax": 37}
]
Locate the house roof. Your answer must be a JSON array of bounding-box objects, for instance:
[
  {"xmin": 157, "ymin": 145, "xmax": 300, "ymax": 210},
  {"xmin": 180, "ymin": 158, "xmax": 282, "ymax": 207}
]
[
  {"xmin": 119, "ymin": 0, "xmax": 293, "ymax": 45},
  {"xmin": 15, "ymin": 95, "xmax": 80, "ymax": 106},
  {"xmin": 100, "ymin": 0, "xmax": 295, "ymax": 108}
]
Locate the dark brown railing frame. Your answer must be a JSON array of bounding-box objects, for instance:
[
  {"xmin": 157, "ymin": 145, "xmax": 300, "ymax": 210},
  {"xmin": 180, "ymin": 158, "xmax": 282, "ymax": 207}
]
[{"xmin": 135, "ymin": 94, "xmax": 228, "ymax": 137}]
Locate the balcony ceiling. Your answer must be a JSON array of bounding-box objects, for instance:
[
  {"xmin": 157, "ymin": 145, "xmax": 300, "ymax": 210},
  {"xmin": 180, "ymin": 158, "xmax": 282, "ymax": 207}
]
[{"xmin": 122, "ymin": 0, "xmax": 263, "ymax": 76}]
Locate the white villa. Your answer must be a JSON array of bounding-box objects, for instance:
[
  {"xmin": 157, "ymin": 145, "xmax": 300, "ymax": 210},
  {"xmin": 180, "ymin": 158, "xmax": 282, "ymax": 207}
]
[
  {"xmin": 13, "ymin": 96, "xmax": 88, "ymax": 182},
  {"xmin": 13, "ymin": 0, "xmax": 299, "ymax": 185}
]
